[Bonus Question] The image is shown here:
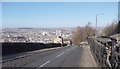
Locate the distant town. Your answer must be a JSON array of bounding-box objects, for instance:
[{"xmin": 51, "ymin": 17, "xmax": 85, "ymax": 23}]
[{"xmin": 1, "ymin": 28, "xmax": 74, "ymax": 44}]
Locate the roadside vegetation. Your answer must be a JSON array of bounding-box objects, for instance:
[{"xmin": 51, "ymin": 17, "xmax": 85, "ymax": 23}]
[
  {"xmin": 72, "ymin": 20, "xmax": 119, "ymax": 45},
  {"xmin": 102, "ymin": 20, "xmax": 120, "ymax": 41},
  {"xmin": 102, "ymin": 20, "xmax": 118, "ymax": 36},
  {"xmin": 72, "ymin": 22, "xmax": 95, "ymax": 45}
]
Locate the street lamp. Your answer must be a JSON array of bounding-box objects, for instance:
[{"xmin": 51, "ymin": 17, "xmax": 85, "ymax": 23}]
[
  {"xmin": 95, "ymin": 13, "xmax": 104, "ymax": 37},
  {"xmin": 95, "ymin": 15, "xmax": 97, "ymax": 36}
]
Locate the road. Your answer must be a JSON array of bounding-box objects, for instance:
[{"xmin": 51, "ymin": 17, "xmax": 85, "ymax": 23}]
[{"xmin": 21, "ymin": 45, "xmax": 97, "ymax": 67}]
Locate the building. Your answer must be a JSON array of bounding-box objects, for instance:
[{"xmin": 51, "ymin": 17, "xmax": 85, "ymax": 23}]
[{"xmin": 54, "ymin": 36, "xmax": 62, "ymax": 44}]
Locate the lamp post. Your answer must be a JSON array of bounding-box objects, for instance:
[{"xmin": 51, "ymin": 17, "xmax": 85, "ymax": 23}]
[
  {"xmin": 95, "ymin": 13, "xmax": 104, "ymax": 37},
  {"xmin": 95, "ymin": 15, "xmax": 97, "ymax": 37}
]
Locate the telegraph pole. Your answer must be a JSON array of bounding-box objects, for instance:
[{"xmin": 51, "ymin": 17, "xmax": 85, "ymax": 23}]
[
  {"xmin": 95, "ymin": 15, "xmax": 97, "ymax": 37},
  {"xmin": 95, "ymin": 13, "xmax": 104, "ymax": 37}
]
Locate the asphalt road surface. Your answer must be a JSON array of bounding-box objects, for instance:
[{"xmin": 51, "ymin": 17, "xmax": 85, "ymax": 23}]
[{"xmin": 22, "ymin": 45, "xmax": 97, "ymax": 67}]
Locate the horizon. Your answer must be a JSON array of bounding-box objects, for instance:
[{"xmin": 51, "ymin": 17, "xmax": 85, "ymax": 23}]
[{"xmin": 2, "ymin": 2, "xmax": 118, "ymax": 28}]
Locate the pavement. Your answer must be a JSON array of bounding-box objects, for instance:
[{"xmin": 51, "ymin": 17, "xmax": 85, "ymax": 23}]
[{"xmin": 22, "ymin": 45, "xmax": 97, "ymax": 67}]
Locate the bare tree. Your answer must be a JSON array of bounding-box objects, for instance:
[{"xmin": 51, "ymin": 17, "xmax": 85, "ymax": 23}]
[
  {"xmin": 72, "ymin": 22, "xmax": 95, "ymax": 45},
  {"xmin": 84, "ymin": 22, "xmax": 95, "ymax": 36},
  {"xmin": 103, "ymin": 20, "xmax": 118, "ymax": 36}
]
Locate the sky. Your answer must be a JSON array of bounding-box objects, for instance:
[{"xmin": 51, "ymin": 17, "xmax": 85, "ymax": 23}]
[
  {"xmin": 0, "ymin": 3, "xmax": 2, "ymax": 29},
  {"xmin": 1, "ymin": 0, "xmax": 120, "ymax": 2},
  {"xmin": 118, "ymin": 2, "xmax": 120, "ymax": 21},
  {"xmin": 2, "ymin": 2, "xmax": 118, "ymax": 28}
]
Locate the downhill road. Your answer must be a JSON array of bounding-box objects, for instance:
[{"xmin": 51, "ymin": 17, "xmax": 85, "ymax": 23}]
[{"xmin": 22, "ymin": 45, "xmax": 97, "ymax": 67}]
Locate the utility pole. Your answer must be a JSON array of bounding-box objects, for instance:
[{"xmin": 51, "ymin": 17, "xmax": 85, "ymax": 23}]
[
  {"xmin": 95, "ymin": 15, "xmax": 97, "ymax": 37},
  {"xmin": 118, "ymin": 21, "xmax": 120, "ymax": 33},
  {"xmin": 95, "ymin": 13, "xmax": 104, "ymax": 37}
]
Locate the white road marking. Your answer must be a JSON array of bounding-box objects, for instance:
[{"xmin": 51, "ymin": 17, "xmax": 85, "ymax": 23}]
[
  {"xmin": 56, "ymin": 52, "xmax": 64, "ymax": 58},
  {"xmin": 36, "ymin": 61, "xmax": 50, "ymax": 69}
]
